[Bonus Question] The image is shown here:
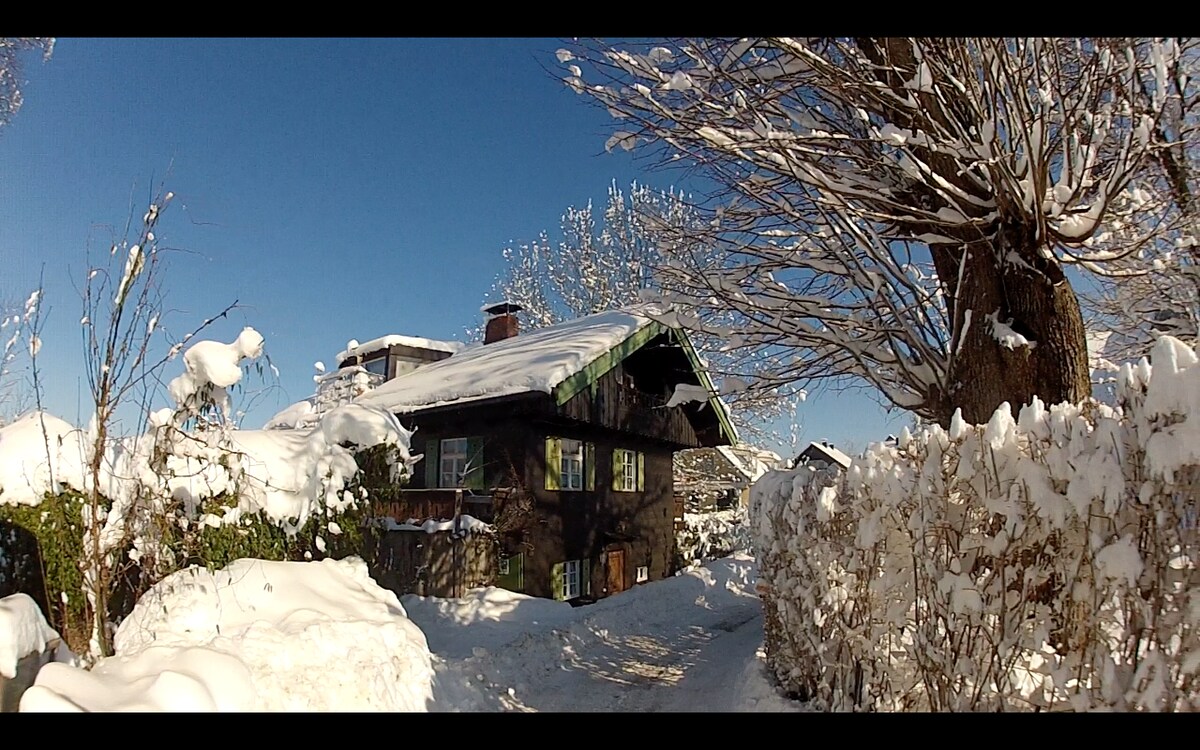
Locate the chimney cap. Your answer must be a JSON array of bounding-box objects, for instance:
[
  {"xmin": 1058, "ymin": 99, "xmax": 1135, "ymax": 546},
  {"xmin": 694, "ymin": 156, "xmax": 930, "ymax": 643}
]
[{"xmin": 481, "ymin": 301, "xmax": 523, "ymax": 316}]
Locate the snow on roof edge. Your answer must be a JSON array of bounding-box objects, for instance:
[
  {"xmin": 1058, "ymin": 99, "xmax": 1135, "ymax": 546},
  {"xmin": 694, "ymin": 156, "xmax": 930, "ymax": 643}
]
[
  {"xmin": 337, "ymin": 334, "xmax": 465, "ymax": 364},
  {"xmin": 357, "ymin": 307, "xmax": 661, "ymax": 415}
]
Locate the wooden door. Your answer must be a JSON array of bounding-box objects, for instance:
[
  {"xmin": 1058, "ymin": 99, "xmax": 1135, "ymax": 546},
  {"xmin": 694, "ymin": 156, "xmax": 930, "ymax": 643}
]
[{"xmin": 606, "ymin": 549, "xmax": 626, "ymax": 595}]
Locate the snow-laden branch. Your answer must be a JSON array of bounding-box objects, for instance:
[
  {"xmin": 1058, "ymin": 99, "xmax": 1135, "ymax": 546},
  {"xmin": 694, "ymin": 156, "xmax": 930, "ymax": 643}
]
[{"xmin": 561, "ymin": 37, "xmax": 1198, "ymax": 419}]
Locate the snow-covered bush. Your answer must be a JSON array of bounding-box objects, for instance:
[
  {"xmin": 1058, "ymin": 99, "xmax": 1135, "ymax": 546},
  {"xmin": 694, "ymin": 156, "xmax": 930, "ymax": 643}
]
[
  {"xmin": 674, "ymin": 508, "xmax": 752, "ymax": 569},
  {"xmin": 752, "ymin": 335, "xmax": 1200, "ymax": 711},
  {"xmin": 0, "ymin": 328, "xmax": 416, "ymax": 654}
]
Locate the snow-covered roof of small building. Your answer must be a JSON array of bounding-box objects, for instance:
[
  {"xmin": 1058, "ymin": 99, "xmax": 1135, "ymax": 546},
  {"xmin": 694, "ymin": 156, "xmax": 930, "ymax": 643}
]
[
  {"xmin": 356, "ymin": 308, "xmax": 662, "ymax": 414},
  {"xmin": 797, "ymin": 441, "xmax": 852, "ymax": 469},
  {"xmin": 716, "ymin": 445, "xmax": 780, "ymax": 484},
  {"xmin": 337, "ymin": 334, "xmax": 465, "ymax": 364}
]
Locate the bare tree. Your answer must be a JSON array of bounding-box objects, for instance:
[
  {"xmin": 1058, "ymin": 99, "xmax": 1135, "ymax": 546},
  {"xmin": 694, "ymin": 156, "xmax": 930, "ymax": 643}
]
[
  {"xmin": 483, "ymin": 180, "xmax": 667, "ymax": 328},
  {"xmin": 0, "ymin": 37, "xmax": 53, "ymax": 130},
  {"xmin": 0, "ymin": 294, "xmax": 37, "ymax": 424},
  {"xmin": 0, "ymin": 37, "xmax": 54, "ymax": 420},
  {"xmin": 1085, "ymin": 42, "xmax": 1200, "ymax": 365},
  {"xmin": 75, "ymin": 186, "xmax": 238, "ymax": 656},
  {"xmin": 483, "ymin": 179, "xmax": 794, "ymax": 435},
  {"xmin": 560, "ymin": 38, "xmax": 1196, "ymax": 425}
]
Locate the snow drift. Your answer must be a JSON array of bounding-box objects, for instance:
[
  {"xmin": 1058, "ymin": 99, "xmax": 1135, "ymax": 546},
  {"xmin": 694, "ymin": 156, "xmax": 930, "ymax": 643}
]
[
  {"xmin": 20, "ymin": 557, "xmax": 434, "ymax": 711},
  {"xmin": 0, "ymin": 593, "xmax": 62, "ymax": 680}
]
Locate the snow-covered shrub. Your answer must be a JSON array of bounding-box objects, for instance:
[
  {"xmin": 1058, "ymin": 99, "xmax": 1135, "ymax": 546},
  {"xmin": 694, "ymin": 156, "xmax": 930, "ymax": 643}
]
[
  {"xmin": 0, "ymin": 329, "xmax": 417, "ymax": 654},
  {"xmin": 0, "ymin": 491, "xmax": 87, "ymax": 646},
  {"xmin": 674, "ymin": 507, "xmax": 752, "ymax": 569},
  {"xmin": 752, "ymin": 335, "xmax": 1200, "ymax": 711}
]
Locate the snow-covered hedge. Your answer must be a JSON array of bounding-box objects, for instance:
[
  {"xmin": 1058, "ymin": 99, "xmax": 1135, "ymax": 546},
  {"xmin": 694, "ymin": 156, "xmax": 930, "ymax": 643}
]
[
  {"xmin": 674, "ymin": 508, "xmax": 752, "ymax": 569},
  {"xmin": 752, "ymin": 336, "xmax": 1200, "ymax": 711}
]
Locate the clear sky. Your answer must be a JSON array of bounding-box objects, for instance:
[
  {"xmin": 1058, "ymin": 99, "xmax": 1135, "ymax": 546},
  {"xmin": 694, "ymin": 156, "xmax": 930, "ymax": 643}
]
[{"xmin": 0, "ymin": 38, "xmax": 911, "ymax": 457}]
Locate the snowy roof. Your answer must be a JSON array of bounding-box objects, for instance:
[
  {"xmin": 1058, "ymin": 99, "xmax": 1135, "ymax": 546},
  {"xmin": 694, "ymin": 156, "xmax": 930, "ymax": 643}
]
[
  {"xmin": 797, "ymin": 441, "xmax": 852, "ymax": 469},
  {"xmin": 716, "ymin": 445, "xmax": 776, "ymax": 483},
  {"xmin": 337, "ymin": 334, "xmax": 465, "ymax": 364},
  {"xmin": 357, "ymin": 307, "xmax": 661, "ymax": 414}
]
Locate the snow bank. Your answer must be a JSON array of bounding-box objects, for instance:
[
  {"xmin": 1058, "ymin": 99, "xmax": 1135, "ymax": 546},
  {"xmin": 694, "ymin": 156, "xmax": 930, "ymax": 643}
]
[
  {"xmin": 407, "ymin": 553, "xmax": 760, "ymax": 679},
  {"xmin": 1, "ymin": 401, "xmax": 412, "ymax": 542},
  {"xmin": 0, "ymin": 594, "xmax": 60, "ymax": 679},
  {"xmin": 156, "ymin": 402, "xmax": 414, "ymax": 533},
  {"xmin": 262, "ymin": 398, "xmax": 316, "ymax": 431},
  {"xmin": 21, "ymin": 557, "xmax": 434, "ymax": 711},
  {"xmin": 752, "ymin": 335, "xmax": 1200, "ymax": 712}
]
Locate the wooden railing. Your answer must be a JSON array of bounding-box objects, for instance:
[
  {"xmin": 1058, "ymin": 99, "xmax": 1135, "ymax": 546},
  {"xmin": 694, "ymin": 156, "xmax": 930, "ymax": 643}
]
[{"xmin": 372, "ymin": 488, "xmax": 498, "ymax": 523}]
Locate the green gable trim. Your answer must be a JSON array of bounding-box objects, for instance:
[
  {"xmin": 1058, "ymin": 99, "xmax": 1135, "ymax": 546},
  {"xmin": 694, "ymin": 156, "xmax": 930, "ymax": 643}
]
[
  {"xmin": 670, "ymin": 327, "xmax": 739, "ymax": 446},
  {"xmin": 553, "ymin": 321, "xmax": 666, "ymax": 407},
  {"xmin": 550, "ymin": 317, "xmax": 738, "ymax": 447}
]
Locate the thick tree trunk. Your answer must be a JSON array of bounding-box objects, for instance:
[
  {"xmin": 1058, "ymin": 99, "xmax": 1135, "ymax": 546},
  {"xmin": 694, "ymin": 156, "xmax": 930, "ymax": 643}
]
[
  {"xmin": 850, "ymin": 38, "xmax": 1092, "ymax": 426},
  {"xmin": 928, "ymin": 231, "xmax": 1091, "ymax": 427}
]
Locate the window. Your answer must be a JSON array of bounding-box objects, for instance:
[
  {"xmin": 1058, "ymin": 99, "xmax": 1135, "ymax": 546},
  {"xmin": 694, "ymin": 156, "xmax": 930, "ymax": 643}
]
[
  {"xmin": 613, "ymin": 449, "xmax": 644, "ymax": 492},
  {"xmin": 439, "ymin": 438, "xmax": 470, "ymax": 488},
  {"xmin": 636, "ymin": 566, "xmax": 649, "ymax": 583},
  {"xmin": 499, "ymin": 557, "xmax": 510, "ymax": 576},
  {"xmin": 562, "ymin": 560, "xmax": 581, "ymax": 600},
  {"xmin": 545, "ymin": 437, "xmax": 594, "ymax": 491},
  {"xmin": 552, "ymin": 559, "xmax": 589, "ymax": 601},
  {"xmin": 561, "ymin": 439, "xmax": 584, "ymax": 491},
  {"xmin": 363, "ymin": 356, "xmax": 388, "ymax": 377},
  {"xmin": 426, "ymin": 437, "xmax": 484, "ymax": 489},
  {"xmin": 620, "ymin": 450, "xmax": 636, "ymax": 491}
]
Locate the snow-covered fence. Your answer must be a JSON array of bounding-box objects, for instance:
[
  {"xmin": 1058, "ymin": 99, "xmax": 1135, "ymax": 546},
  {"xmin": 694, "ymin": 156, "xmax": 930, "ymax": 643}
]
[
  {"xmin": 752, "ymin": 336, "xmax": 1200, "ymax": 711},
  {"xmin": 674, "ymin": 508, "xmax": 752, "ymax": 569}
]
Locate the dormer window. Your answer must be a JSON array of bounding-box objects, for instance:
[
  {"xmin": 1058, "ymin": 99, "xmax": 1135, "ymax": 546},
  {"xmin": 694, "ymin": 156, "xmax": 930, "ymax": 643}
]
[{"xmin": 363, "ymin": 357, "xmax": 388, "ymax": 377}]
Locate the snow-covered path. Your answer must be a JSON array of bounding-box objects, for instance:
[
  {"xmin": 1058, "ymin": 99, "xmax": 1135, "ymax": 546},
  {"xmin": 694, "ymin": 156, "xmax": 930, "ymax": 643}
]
[{"xmin": 402, "ymin": 553, "xmax": 807, "ymax": 712}]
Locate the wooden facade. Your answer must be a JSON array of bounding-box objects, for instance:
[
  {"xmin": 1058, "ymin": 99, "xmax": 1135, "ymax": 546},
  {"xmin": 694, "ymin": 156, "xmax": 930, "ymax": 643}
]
[
  {"xmin": 364, "ymin": 325, "xmax": 733, "ymax": 604},
  {"xmin": 370, "ymin": 528, "xmax": 495, "ymax": 599}
]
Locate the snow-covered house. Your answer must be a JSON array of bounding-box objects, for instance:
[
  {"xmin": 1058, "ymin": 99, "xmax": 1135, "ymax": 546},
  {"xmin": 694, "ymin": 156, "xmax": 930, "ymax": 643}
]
[
  {"xmin": 674, "ymin": 444, "xmax": 782, "ymax": 513},
  {"xmin": 793, "ymin": 440, "xmax": 852, "ymax": 471},
  {"xmin": 279, "ymin": 303, "xmax": 737, "ymax": 603}
]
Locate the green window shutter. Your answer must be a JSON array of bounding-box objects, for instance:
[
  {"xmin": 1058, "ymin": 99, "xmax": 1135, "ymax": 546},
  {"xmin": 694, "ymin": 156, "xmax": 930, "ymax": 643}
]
[
  {"xmin": 545, "ymin": 437, "xmax": 562, "ymax": 490},
  {"xmin": 424, "ymin": 438, "xmax": 439, "ymax": 488},
  {"xmin": 551, "ymin": 562, "xmax": 565, "ymax": 601},
  {"xmin": 582, "ymin": 558, "xmax": 591, "ymax": 597},
  {"xmin": 464, "ymin": 436, "xmax": 485, "ymax": 490},
  {"xmin": 637, "ymin": 452, "xmax": 645, "ymax": 492},
  {"xmin": 585, "ymin": 442, "xmax": 595, "ymax": 491},
  {"xmin": 612, "ymin": 449, "xmax": 624, "ymax": 491}
]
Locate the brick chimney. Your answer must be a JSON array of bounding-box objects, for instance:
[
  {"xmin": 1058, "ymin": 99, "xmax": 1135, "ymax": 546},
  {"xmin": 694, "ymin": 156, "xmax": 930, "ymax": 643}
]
[{"xmin": 482, "ymin": 301, "xmax": 523, "ymax": 344}]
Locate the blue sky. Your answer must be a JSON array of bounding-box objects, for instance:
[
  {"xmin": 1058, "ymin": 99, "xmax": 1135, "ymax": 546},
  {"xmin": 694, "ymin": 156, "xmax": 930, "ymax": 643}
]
[{"xmin": 0, "ymin": 38, "xmax": 911, "ymax": 456}]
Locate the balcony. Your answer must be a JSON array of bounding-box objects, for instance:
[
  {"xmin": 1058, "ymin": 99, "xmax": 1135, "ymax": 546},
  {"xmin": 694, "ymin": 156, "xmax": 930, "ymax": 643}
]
[
  {"xmin": 371, "ymin": 488, "xmax": 499, "ymax": 524},
  {"xmin": 612, "ymin": 383, "xmax": 696, "ymax": 442}
]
